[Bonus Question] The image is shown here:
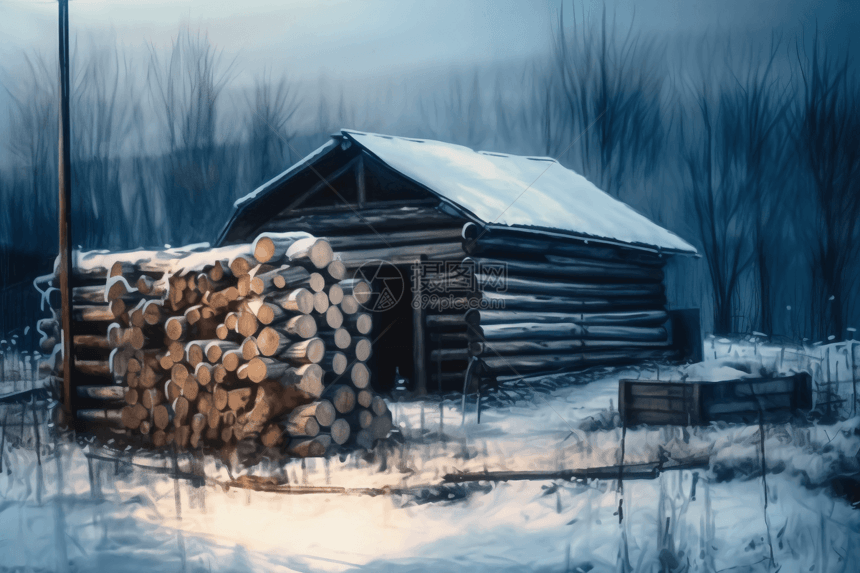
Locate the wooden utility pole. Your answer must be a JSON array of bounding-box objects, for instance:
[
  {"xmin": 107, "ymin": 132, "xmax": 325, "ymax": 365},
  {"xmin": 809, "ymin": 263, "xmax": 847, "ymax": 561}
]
[
  {"xmin": 412, "ymin": 256, "xmax": 427, "ymax": 395},
  {"xmin": 58, "ymin": 0, "xmax": 74, "ymax": 417}
]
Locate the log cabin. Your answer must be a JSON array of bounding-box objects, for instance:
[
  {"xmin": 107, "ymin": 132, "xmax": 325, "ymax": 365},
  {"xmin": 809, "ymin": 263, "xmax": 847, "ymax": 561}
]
[{"xmin": 218, "ymin": 129, "xmax": 699, "ymax": 394}]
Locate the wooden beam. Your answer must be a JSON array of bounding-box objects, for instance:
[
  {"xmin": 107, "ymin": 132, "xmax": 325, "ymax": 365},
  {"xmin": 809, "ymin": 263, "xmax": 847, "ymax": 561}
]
[{"xmin": 356, "ymin": 154, "xmax": 366, "ymax": 206}]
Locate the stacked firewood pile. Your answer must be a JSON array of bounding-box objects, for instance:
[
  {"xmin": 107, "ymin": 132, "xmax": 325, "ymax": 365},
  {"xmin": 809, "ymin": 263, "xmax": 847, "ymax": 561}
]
[{"xmin": 43, "ymin": 233, "xmax": 391, "ymax": 457}]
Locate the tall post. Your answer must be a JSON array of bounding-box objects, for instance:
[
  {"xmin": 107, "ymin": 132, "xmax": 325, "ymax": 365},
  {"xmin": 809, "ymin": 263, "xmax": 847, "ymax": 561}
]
[
  {"xmin": 411, "ymin": 256, "xmax": 427, "ymax": 395},
  {"xmin": 58, "ymin": 0, "xmax": 74, "ymax": 417}
]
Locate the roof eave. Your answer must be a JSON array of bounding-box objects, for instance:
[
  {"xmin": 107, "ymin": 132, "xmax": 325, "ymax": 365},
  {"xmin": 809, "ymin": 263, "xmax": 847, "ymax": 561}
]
[{"xmin": 483, "ymin": 223, "xmax": 699, "ymax": 257}]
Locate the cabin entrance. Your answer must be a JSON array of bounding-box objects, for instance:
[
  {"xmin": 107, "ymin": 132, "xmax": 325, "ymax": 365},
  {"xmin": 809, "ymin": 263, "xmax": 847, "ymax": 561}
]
[{"xmin": 354, "ymin": 261, "xmax": 414, "ymax": 393}]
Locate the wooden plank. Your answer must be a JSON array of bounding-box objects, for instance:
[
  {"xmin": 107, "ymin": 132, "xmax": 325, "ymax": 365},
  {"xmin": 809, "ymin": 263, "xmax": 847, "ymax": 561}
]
[
  {"xmin": 733, "ymin": 379, "xmax": 794, "ymax": 396},
  {"xmin": 628, "ymin": 396, "xmax": 687, "ymax": 413},
  {"xmin": 626, "ymin": 383, "xmax": 687, "ymax": 398},
  {"xmin": 689, "ymin": 383, "xmax": 703, "ymax": 425},
  {"xmin": 705, "ymin": 394, "xmax": 792, "ymax": 415},
  {"xmin": 629, "ymin": 410, "xmax": 691, "ymax": 426}
]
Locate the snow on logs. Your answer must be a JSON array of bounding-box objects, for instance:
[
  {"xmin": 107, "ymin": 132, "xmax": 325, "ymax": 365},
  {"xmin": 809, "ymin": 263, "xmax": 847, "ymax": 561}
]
[{"xmin": 50, "ymin": 233, "xmax": 387, "ymax": 457}]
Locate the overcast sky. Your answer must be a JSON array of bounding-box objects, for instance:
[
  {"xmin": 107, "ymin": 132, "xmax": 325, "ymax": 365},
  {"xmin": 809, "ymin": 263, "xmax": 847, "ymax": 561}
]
[
  {"xmin": 2, "ymin": 0, "xmax": 856, "ymax": 84},
  {"xmin": 1, "ymin": 0, "xmax": 856, "ymax": 142}
]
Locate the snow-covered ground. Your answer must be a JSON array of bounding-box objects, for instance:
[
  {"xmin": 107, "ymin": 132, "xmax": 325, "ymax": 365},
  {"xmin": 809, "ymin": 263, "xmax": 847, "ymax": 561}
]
[{"xmin": 1, "ymin": 338, "xmax": 860, "ymax": 572}]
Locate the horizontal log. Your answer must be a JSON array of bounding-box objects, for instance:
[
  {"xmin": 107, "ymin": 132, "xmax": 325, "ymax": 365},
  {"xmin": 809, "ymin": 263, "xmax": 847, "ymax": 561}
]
[
  {"xmin": 328, "ymin": 284, "xmax": 343, "ymax": 305},
  {"xmin": 313, "ymin": 291, "xmax": 330, "ymax": 314},
  {"xmin": 340, "ymin": 295, "xmax": 359, "ymax": 315},
  {"xmin": 107, "ymin": 324, "xmax": 145, "ymax": 350},
  {"xmin": 349, "ymin": 338, "xmax": 372, "ymax": 362},
  {"xmin": 75, "ymin": 359, "xmax": 112, "ymax": 378},
  {"xmin": 247, "ymin": 352, "xmax": 325, "ymax": 385},
  {"xmin": 319, "ymin": 351, "xmax": 347, "ymax": 375},
  {"xmin": 294, "ymin": 400, "xmax": 337, "ymax": 427},
  {"xmin": 205, "ymin": 340, "xmax": 239, "ymax": 363},
  {"xmin": 318, "ymin": 328, "xmax": 351, "ymax": 350},
  {"xmin": 474, "ymin": 339, "xmax": 673, "ymax": 356},
  {"xmin": 72, "ymin": 285, "xmax": 106, "ymax": 304},
  {"xmin": 336, "ymin": 243, "xmax": 464, "ymax": 267},
  {"xmin": 105, "ymin": 276, "xmax": 138, "ymax": 301},
  {"xmin": 73, "ymin": 334, "xmax": 111, "ymax": 350},
  {"xmin": 475, "ymin": 274, "xmax": 664, "ymax": 299},
  {"xmin": 257, "ymin": 326, "xmax": 310, "ymax": 357},
  {"xmin": 252, "ymin": 232, "xmax": 314, "ymax": 264},
  {"xmin": 323, "ymin": 305, "xmax": 344, "ymax": 329},
  {"xmin": 256, "ymin": 265, "xmax": 313, "ymax": 293},
  {"xmin": 344, "ymin": 408, "xmax": 374, "ymax": 430},
  {"xmin": 479, "ymin": 291, "xmax": 663, "ymax": 312},
  {"xmin": 325, "ymin": 260, "xmax": 346, "ymax": 282},
  {"xmin": 165, "ymin": 316, "xmax": 187, "ymax": 341},
  {"xmin": 425, "ymin": 314, "xmax": 469, "ymax": 328},
  {"xmin": 284, "ymin": 410, "xmax": 320, "ymax": 437},
  {"xmin": 350, "ymin": 362, "xmax": 370, "ymax": 389},
  {"xmin": 356, "ymin": 389, "xmax": 373, "ymax": 409},
  {"xmin": 462, "ymin": 225, "xmax": 665, "ymax": 267},
  {"xmin": 324, "ymin": 385, "xmax": 356, "ymax": 414},
  {"xmin": 429, "ymin": 348, "xmax": 469, "ymax": 362},
  {"xmin": 287, "ymin": 237, "xmax": 334, "ymax": 269},
  {"xmin": 222, "ymin": 350, "xmax": 243, "ymax": 372},
  {"xmin": 262, "ymin": 204, "xmax": 460, "ymax": 235},
  {"xmin": 76, "ymin": 386, "xmax": 126, "ymax": 401},
  {"xmin": 228, "ymin": 388, "xmax": 253, "ymax": 412},
  {"xmin": 480, "ymin": 348, "xmax": 681, "ymax": 375},
  {"xmin": 327, "ymin": 227, "xmax": 463, "ymax": 251},
  {"xmin": 465, "ymin": 309, "xmax": 669, "ymax": 327},
  {"xmin": 272, "ymin": 288, "xmax": 314, "ymax": 314},
  {"xmin": 73, "ymin": 305, "xmax": 115, "ymax": 323},
  {"xmin": 240, "ymin": 336, "xmax": 259, "ymax": 362},
  {"xmin": 288, "ymin": 435, "xmax": 331, "ymax": 458},
  {"xmin": 474, "ymin": 323, "xmax": 669, "ymax": 343},
  {"xmin": 339, "ymin": 279, "xmax": 371, "ymax": 304},
  {"xmin": 464, "ymin": 256, "xmax": 664, "ymax": 283},
  {"xmin": 327, "ymin": 418, "xmax": 351, "ymax": 445},
  {"xmin": 343, "ymin": 313, "xmax": 372, "ymax": 335},
  {"xmin": 77, "ymin": 408, "xmax": 123, "ymax": 425}
]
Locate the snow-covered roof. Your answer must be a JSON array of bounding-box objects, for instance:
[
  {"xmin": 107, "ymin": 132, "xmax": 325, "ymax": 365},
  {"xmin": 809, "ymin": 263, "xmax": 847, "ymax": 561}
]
[{"xmin": 230, "ymin": 130, "xmax": 697, "ymax": 254}]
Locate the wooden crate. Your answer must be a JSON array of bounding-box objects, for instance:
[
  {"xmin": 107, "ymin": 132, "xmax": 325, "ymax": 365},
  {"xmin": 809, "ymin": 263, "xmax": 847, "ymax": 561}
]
[{"xmin": 619, "ymin": 372, "xmax": 812, "ymax": 426}]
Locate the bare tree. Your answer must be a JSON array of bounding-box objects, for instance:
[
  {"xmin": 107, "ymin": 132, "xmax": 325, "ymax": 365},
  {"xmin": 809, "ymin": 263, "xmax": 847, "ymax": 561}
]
[
  {"xmin": 419, "ymin": 69, "xmax": 489, "ymax": 149},
  {"xmin": 5, "ymin": 53, "xmax": 57, "ymax": 253},
  {"xmin": 679, "ymin": 79, "xmax": 754, "ymax": 334},
  {"xmin": 72, "ymin": 44, "xmax": 136, "ymax": 249},
  {"xmin": 722, "ymin": 37, "xmax": 792, "ymax": 334},
  {"xmin": 245, "ymin": 71, "xmax": 301, "ymax": 186},
  {"xmin": 552, "ymin": 3, "xmax": 665, "ymax": 196},
  {"xmin": 147, "ymin": 27, "xmax": 237, "ymax": 244},
  {"xmin": 794, "ymin": 32, "xmax": 860, "ymax": 341}
]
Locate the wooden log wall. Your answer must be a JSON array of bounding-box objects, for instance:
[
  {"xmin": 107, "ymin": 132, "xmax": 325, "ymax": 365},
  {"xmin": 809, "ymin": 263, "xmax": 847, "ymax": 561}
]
[
  {"xmin": 252, "ymin": 203, "xmax": 684, "ymax": 389},
  {"xmin": 46, "ymin": 234, "xmax": 392, "ymax": 457},
  {"xmin": 460, "ymin": 223, "xmax": 680, "ymax": 379}
]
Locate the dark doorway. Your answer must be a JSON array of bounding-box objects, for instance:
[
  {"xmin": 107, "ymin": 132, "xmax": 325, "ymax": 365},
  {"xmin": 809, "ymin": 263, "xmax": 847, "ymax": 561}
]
[{"xmin": 354, "ymin": 261, "xmax": 413, "ymax": 393}]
